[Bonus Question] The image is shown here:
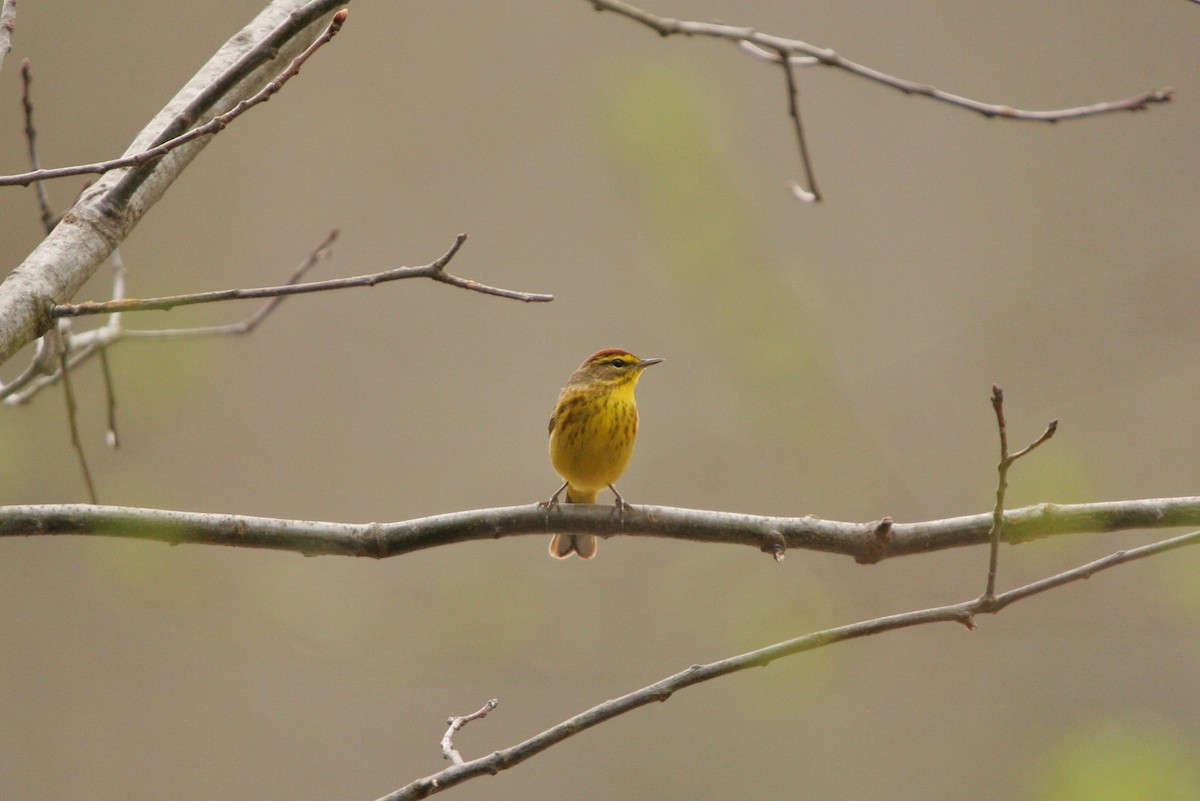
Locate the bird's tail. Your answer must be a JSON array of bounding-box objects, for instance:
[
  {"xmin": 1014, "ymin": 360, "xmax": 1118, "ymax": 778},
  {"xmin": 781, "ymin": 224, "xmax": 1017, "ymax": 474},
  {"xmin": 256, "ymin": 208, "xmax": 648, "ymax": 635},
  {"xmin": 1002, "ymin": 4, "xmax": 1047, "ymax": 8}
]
[{"xmin": 548, "ymin": 486, "xmax": 599, "ymax": 559}]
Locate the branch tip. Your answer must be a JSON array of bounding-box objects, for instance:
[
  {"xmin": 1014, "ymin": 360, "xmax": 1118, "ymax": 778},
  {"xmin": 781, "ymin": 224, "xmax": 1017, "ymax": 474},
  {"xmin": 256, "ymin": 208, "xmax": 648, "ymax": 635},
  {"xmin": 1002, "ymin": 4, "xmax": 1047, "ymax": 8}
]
[{"xmin": 790, "ymin": 182, "xmax": 818, "ymax": 203}]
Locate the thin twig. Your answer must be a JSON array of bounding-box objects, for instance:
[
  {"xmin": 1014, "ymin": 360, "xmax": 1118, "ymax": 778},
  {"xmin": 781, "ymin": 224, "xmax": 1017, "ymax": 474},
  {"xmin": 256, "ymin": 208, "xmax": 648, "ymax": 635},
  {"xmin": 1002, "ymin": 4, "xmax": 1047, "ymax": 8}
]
[
  {"xmin": 441, "ymin": 700, "xmax": 499, "ymax": 766},
  {"xmin": 97, "ymin": 346, "xmax": 118, "ymax": 448},
  {"xmin": 775, "ymin": 48, "xmax": 820, "ymax": 202},
  {"xmin": 982, "ymin": 385, "xmax": 1057, "ymax": 600},
  {"xmin": 50, "ymin": 234, "xmax": 552, "ymax": 318},
  {"xmin": 589, "ymin": 0, "xmax": 1174, "ymax": 122},
  {"xmin": 54, "ymin": 331, "xmax": 98, "ymax": 503},
  {"xmin": 380, "ymin": 527, "xmax": 1200, "ymax": 800},
  {"xmin": 98, "ymin": 254, "xmax": 125, "ymax": 446},
  {"xmin": 20, "ymin": 59, "xmax": 57, "ymax": 232},
  {"xmin": 0, "ymin": 8, "xmax": 350, "ymax": 189}
]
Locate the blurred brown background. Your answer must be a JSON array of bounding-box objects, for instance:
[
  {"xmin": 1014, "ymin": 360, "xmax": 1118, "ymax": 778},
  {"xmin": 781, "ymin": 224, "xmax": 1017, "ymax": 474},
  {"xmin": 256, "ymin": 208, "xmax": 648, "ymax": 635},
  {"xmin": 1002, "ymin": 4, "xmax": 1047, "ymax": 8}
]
[{"xmin": 2, "ymin": 1, "xmax": 1199, "ymax": 799}]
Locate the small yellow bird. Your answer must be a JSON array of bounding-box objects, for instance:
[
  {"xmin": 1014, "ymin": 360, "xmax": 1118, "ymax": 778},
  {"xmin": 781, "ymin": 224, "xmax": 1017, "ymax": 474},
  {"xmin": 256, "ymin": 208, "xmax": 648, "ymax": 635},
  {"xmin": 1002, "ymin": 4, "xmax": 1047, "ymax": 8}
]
[{"xmin": 544, "ymin": 348, "xmax": 663, "ymax": 559}]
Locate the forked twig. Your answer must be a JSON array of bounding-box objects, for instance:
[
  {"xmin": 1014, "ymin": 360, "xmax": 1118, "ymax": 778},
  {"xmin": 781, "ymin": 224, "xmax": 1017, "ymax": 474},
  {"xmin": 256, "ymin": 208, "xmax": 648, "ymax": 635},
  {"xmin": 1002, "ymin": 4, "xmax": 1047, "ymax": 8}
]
[
  {"xmin": 589, "ymin": 0, "xmax": 1174, "ymax": 122},
  {"xmin": 440, "ymin": 700, "xmax": 499, "ymax": 766},
  {"xmin": 981, "ymin": 385, "xmax": 1057, "ymax": 602},
  {"xmin": 50, "ymin": 234, "xmax": 551, "ymax": 319},
  {"xmin": 7, "ymin": 233, "xmax": 551, "ymax": 407}
]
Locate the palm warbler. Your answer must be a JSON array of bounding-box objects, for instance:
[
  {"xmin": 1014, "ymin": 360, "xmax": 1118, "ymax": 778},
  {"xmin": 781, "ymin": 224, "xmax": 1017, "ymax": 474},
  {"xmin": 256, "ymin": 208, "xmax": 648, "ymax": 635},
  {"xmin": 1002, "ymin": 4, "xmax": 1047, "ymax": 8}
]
[{"xmin": 544, "ymin": 348, "xmax": 663, "ymax": 559}]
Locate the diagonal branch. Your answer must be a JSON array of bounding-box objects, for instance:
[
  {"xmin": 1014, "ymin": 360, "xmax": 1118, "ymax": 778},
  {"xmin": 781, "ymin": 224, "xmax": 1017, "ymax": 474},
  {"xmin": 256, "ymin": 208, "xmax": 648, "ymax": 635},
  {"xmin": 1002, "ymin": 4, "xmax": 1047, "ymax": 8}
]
[
  {"xmin": 377, "ymin": 526, "xmax": 1200, "ymax": 800},
  {"xmin": 588, "ymin": 0, "xmax": 1174, "ymax": 122},
  {"xmin": 988, "ymin": 528, "xmax": 1200, "ymax": 610}
]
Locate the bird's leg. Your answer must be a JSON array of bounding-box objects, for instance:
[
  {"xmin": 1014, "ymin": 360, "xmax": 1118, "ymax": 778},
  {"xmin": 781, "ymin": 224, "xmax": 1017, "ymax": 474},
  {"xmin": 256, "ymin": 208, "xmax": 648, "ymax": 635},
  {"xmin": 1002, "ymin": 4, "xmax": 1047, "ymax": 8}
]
[
  {"xmin": 539, "ymin": 481, "xmax": 569, "ymax": 510},
  {"xmin": 608, "ymin": 484, "xmax": 633, "ymax": 516}
]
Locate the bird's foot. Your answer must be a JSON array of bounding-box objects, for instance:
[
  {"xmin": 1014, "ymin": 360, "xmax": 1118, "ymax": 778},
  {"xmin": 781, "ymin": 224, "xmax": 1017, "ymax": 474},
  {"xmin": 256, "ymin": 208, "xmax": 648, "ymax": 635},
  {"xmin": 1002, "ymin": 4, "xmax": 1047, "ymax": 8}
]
[{"xmin": 539, "ymin": 481, "xmax": 569, "ymax": 510}]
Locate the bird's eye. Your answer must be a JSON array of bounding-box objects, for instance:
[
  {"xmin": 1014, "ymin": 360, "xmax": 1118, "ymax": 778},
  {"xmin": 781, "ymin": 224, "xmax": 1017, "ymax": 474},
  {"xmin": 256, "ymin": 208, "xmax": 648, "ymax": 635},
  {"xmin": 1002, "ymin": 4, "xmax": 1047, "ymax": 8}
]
[{"xmin": 611, "ymin": 359, "xmax": 626, "ymax": 367}]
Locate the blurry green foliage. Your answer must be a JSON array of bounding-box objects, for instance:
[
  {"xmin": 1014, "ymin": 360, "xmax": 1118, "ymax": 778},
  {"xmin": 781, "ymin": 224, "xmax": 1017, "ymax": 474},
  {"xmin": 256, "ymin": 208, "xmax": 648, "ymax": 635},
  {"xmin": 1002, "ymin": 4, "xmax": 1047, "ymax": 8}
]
[
  {"xmin": 1027, "ymin": 717, "xmax": 1200, "ymax": 801},
  {"xmin": 115, "ymin": 335, "xmax": 214, "ymax": 414}
]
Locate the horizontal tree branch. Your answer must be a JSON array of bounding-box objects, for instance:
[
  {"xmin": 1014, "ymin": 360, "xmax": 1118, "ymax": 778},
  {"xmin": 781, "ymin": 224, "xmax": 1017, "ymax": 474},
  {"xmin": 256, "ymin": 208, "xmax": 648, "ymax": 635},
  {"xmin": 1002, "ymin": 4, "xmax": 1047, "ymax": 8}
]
[
  {"xmin": 2, "ymin": 497, "xmax": 1198, "ymax": 562},
  {"xmin": 378, "ymin": 526, "xmax": 1200, "ymax": 800}
]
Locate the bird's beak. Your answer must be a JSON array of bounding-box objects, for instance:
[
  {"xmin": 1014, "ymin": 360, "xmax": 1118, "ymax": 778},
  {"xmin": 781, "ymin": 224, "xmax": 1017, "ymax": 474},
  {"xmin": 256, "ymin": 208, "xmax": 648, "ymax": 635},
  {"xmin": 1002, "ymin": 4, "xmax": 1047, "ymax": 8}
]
[{"xmin": 638, "ymin": 357, "xmax": 664, "ymax": 369}]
